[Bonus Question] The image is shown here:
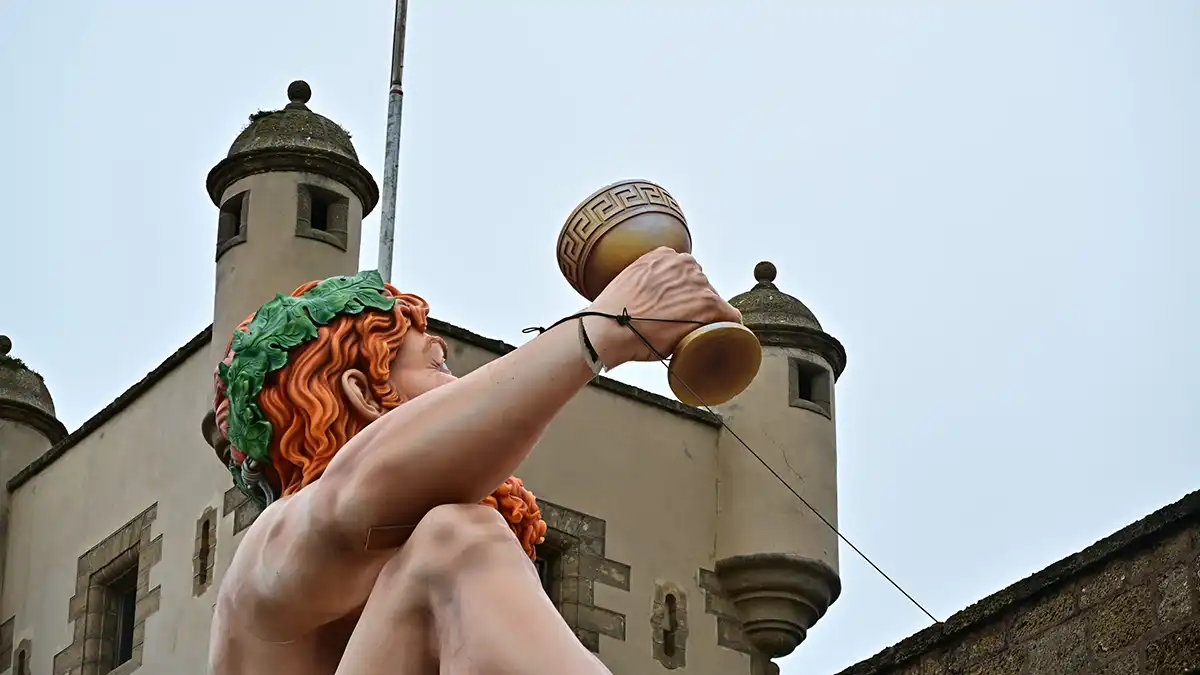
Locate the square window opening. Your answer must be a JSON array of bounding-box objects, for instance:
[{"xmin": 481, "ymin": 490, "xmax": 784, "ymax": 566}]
[
  {"xmin": 299, "ymin": 185, "xmax": 349, "ymax": 235},
  {"xmin": 790, "ymin": 358, "xmax": 833, "ymax": 416}
]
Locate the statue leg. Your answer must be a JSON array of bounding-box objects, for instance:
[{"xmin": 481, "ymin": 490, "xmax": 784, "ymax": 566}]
[{"xmin": 335, "ymin": 504, "xmax": 611, "ymax": 675}]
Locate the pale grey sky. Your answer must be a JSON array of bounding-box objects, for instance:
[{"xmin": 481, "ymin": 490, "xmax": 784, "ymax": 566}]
[{"xmin": 2, "ymin": 1, "xmax": 1197, "ymax": 673}]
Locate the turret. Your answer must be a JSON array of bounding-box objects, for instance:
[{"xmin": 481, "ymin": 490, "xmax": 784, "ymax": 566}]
[
  {"xmin": 207, "ymin": 80, "xmax": 379, "ymax": 358},
  {"xmin": 0, "ymin": 335, "xmax": 67, "ymax": 595},
  {"xmin": 713, "ymin": 262, "xmax": 847, "ymax": 662}
]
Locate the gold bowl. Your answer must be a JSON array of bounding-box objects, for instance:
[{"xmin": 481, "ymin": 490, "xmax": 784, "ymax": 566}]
[{"xmin": 557, "ymin": 179, "xmax": 762, "ymax": 406}]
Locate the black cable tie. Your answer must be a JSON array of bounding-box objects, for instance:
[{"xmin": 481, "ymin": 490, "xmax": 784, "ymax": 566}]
[{"xmin": 522, "ymin": 309, "xmax": 703, "ymax": 338}]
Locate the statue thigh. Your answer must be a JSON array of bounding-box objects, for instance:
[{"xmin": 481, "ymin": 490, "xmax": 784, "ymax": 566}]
[{"xmin": 337, "ymin": 504, "xmax": 610, "ymax": 675}]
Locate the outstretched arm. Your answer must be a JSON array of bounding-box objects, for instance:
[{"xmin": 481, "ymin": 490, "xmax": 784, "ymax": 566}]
[
  {"xmin": 227, "ymin": 249, "xmax": 740, "ymax": 638},
  {"xmin": 321, "ymin": 311, "xmax": 608, "ymax": 538}
]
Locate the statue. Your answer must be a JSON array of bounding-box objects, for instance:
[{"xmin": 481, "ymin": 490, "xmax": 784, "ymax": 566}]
[{"xmin": 208, "ymin": 214, "xmax": 742, "ymax": 675}]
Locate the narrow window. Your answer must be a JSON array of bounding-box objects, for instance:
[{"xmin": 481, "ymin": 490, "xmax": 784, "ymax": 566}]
[
  {"xmin": 309, "ymin": 191, "xmax": 330, "ymax": 231},
  {"xmin": 109, "ymin": 565, "xmax": 139, "ymax": 669},
  {"xmin": 216, "ymin": 191, "xmax": 249, "ymax": 259},
  {"xmin": 16, "ymin": 648, "xmax": 27, "ymax": 675},
  {"xmin": 197, "ymin": 519, "xmax": 212, "ymax": 586},
  {"xmin": 217, "ymin": 192, "xmax": 247, "ymax": 242},
  {"xmin": 194, "ymin": 508, "xmax": 218, "ymax": 596},
  {"xmin": 663, "ymin": 593, "xmax": 679, "ymax": 657},
  {"xmin": 533, "ymin": 548, "xmax": 560, "ymax": 600},
  {"xmin": 533, "ymin": 556, "xmax": 550, "ymax": 591},
  {"xmin": 652, "ymin": 582, "xmax": 687, "ymax": 668}
]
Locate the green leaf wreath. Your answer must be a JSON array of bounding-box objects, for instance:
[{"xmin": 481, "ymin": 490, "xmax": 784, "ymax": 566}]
[{"xmin": 219, "ymin": 270, "xmax": 396, "ymax": 474}]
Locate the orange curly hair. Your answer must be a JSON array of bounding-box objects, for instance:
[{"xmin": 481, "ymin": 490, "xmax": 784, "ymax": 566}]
[{"xmin": 214, "ymin": 279, "xmax": 547, "ymax": 559}]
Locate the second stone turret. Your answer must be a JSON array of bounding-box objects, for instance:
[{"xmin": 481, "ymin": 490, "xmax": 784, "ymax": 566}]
[{"xmin": 713, "ymin": 262, "xmax": 847, "ymax": 659}]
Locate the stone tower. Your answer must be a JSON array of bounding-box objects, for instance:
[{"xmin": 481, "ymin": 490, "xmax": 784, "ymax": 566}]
[
  {"xmin": 206, "ymin": 80, "xmax": 379, "ymax": 357},
  {"xmin": 714, "ymin": 262, "xmax": 847, "ymax": 664},
  {"xmin": 0, "ymin": 336, "xmax": 66, "ymax": 596}
]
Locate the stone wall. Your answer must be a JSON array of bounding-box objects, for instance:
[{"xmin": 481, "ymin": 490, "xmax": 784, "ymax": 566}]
[{"xmin": 834, "ymin": 491, "xmax": 1200, "ymax": 675}]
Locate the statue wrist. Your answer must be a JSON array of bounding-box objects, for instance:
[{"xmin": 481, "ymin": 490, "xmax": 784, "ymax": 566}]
[{"xmin": 580, "ymin": 313, "xmax": 627, "ymax": 370}]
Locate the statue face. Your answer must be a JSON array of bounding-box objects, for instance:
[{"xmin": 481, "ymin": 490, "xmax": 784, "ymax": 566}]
[{"xmin": 387, "ymin": 329, "xmax": 457, "ymax": 400}]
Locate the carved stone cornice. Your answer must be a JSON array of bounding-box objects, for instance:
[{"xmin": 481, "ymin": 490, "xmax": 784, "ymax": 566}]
[
  {"xmin": 0, "ymin": 399, "xmax": 66, "ymax": 445},
  {"xmin": 714, "ymin": 553, "xmax": 842, "ymax": 658},
  {"xmin": 749, "ymin": 325, "xmax": 847, "ymax": 380},
  {"xmin": 206, "ymin": 147, "xmax": 380, "ymax": 217}
]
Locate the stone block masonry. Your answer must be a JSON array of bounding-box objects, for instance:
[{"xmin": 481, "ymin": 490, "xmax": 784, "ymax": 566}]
[
  {"xmin": 832, "ymin": 490, "xmax": 1200, "ymax": 675},
  {"xmin": 537, "ymin": 500, "xmax": 631, "ymax": 654},
  {"xmin": 0, "ymin": 616, "xmax": 12, "ymax": 670},
  {"xmin": 698, "ymin": 567, "xmax": 754, "ymax": 655},
  {"xmin": 54, "ymin": 503, "xmax": 162, "ymax": 675}
]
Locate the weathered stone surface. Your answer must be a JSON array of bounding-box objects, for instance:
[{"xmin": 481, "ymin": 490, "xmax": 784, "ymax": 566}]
[
  {"xmin": 13, "ymin": 638, "xmax": 30, "ymax": 675},
  {"xmin": 1026, "ymin": 617, "xmax": 1089, "ymax": 674},
  {"xmin": 1129, "ymin": 528, "xmax": 1193, "ymax": 583},
  {"xmin": 1144, "ymin": 622, "xmax": 1200, "ymax": 675},
  {"xmin": 1092, "ymin": 586, "xmax": 1154, "ymax": 655},
  {"xmin": 532, "ymin": 499, "xmax": 628, "ymax": 655},
  {"xmin": 946, "ymin": 624, "xmax": 1005, "ymax": 669},
  {"xmin": 578, "ymin": 554, "xmax": 630, "ymax": 591},
  {"xmin": 699, "ymin": 567, "xmax": 752, "ymax": 656},
  {"xmin": 222, "ymin": 486, "xmax": 247, "ymax": 517},
  {"xmin": 574, "ymin": 604, "xmax": 625, "ymax": 640},
  {"xmin": 1010, "ymin": 586, "xmax": 1076, "ymax": 642},
  {"xmin": 651, "ymin": 581, "xmax": 689, "ymax": 669},
  {"xmin": 233, "ymin": 498, "xmax": 262, "ymax": 535},
  {"xmin": 830, "ymin": 491, "xmax": 1200, "ymax": 675},
  {"xmin": 962, "ymin": 648, "xmax": 1025, "ymax": 675},
  {"xmin": 0, "ymin": 615, "xmax": 13, "ymax": 669},
  {"xmin": 1095, "ymin": 648, "xmax": 1139, "ymax": 675},
  {"xmin": 1080, "ymin": 561, "xmax": 1128, "ymax": 609},
  {"xmin": 717, "ymin": 616, "xmax": 751, "ymax": 654},
  {"xmin": 1157, "ymin": 566, "xmax": 1192, "ymax": 625},
  {"xmin": 574, "ymin": 628, "xmax": 600, "ymax": 653},
  {"xmin": 193, "ymin": 507, "xmax": 218, "ymax": 597},
  {"xmin": 915, "ymin": 654, "xmax": 950, "ymax": 675}
]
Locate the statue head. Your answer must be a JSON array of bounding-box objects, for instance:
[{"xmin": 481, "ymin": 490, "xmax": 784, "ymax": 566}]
[{"xmin": 211, "ymin": 270, "xmax": 546, "ymax": 558}]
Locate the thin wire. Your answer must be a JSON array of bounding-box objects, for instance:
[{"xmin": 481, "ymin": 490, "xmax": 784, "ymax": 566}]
[{"xmin": 618, "ymin": 317, "xmax": 943, "ymax": 626}]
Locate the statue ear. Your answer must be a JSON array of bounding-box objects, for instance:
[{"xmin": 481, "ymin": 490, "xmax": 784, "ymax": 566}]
[{"xmin": 341, "ymin": 369, "xmax": 385, "ymax": 421}]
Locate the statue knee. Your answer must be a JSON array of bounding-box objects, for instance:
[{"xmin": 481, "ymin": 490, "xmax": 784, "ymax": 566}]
[
  {"xmin": 370, "ymin": 505, "xmax": 516, "ymax": 615},
  {"xmin": 403, "ymin": 504, "xmax": 519, "ymax": 578}
]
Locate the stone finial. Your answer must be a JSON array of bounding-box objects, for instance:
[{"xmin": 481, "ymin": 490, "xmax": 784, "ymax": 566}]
[
  {"xmin": 285, "ymin": 80, "xmax": 312, "ymax": 110},
  {"xmin": 0, "ymin": 335, "xmax": 11, "ymax": 357},
  {"xmin": 754, "ymin": 261, "xmax": 777, "ymax": 285},
  {"xmin": 730, "ymin": 261, "xmax": 824, "ymax": 333}
]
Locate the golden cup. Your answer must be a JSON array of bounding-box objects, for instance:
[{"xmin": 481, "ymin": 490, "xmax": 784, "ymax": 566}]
[{"xmin": 556, "ymin": 179, "xmax": 762, "ymax": 407}]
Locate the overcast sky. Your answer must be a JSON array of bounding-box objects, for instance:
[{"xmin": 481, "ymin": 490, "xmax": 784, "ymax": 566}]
[{"xmin": 2, "ymin": 1, "xmax": 1197, "ymax": 673}]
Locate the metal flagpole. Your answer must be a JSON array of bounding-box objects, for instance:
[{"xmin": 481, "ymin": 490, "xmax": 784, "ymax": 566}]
[{"xmin": 378, "ymin": 0, "xmax": 409, "ymax": 284}]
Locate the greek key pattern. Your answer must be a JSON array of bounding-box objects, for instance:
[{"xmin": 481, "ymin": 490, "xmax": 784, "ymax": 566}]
[{"xmin": 557, "ymin": 180, "xmax": 687, "ymax": 297}]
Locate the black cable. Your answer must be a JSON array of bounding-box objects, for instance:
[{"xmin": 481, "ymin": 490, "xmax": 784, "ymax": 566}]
[
  {"xmin": 528, "ymin": 310, "xmax": 943, "ymax": 626},
  {"xmin": 522, "ymin": 308, "xmax": 705, "ymax": 336}
]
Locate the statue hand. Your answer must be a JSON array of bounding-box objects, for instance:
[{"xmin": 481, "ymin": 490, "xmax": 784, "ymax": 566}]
[{"xmin": 585, "ymin": 247, "xmax": 742, "ymax": 367}]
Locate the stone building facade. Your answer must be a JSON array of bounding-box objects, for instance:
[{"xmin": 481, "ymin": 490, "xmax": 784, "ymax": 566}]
[
  {"xmin": 833, "ymin": 491, "xmax": 1200, "ymax": 675},
  {"xmin": 0, "ymin": 82, "xmax": 847, "ymax": 675},
  {"xmin": 3, "ymin": 78, "xmax": 1194, "ymax": 675}
]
